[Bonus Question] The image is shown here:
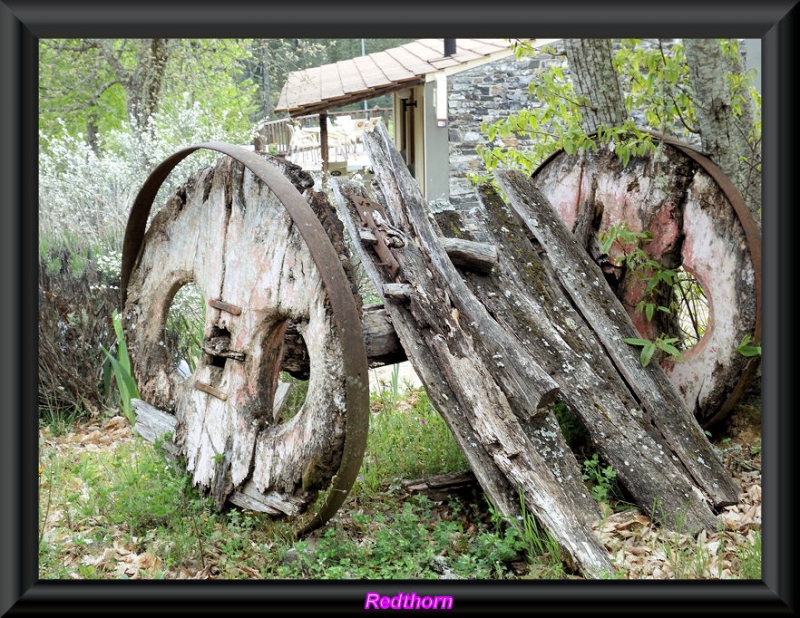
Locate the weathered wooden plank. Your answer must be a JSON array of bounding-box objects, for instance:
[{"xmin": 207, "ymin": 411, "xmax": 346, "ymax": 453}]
[
  {"xmin": 460, "ymin": 182, "xmax": 723, "ymax": 534},
  {"xmin": 360, "ymin": 304, "xmax": 406, "ymax": 367},
  {"xmin": 271, "ymin": 381, "xmax": 293, "ymax": 423},
  {"xmin": 438, "ymin": 237, "xmax": 498, "ymax": 274},
  {"xmin": 334, "ymin": 121, "xmax": 614, "ymax": 578},
  {"xmin": 495, "ymin": 169, "xmax": 740, "ymax": 511},
  {"xmin": 360, "ymin": 229, "xmax": 497, "ymax": 274},
  {"xmin": 131, "ymin": 398, "xmax": 180, "ymax": 457},
  {"xmin": 402, "ymin": 470, "xmax": 478, "ymax": 500},
  {"xmin": 280, "ymin": 304, "xmax": 406, "ymax": 377}
]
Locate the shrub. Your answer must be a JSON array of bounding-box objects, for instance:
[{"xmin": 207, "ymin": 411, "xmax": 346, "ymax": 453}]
[{"xmin": 38, "ymin": 247, "xmax": 120, "ymax": 418}]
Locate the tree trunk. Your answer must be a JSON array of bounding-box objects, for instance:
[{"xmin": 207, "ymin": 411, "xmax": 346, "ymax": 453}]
[
  {"xmin": 126, "ymin": 38, "xmax": 171, "ymax": 128},
  {"xmin": 683, "ymin": 39, "xmax": 761, "ymax": 222},
  {"xmin": 563, "ymin": 39, "xmax": 627, "ymax": 134}
]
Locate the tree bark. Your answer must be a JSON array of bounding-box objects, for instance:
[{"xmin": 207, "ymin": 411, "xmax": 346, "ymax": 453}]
[
  {"xmin": 683, "ymin": 39, "xmax": 761, "ymax": 222},
  {"xmin": 563, "ymin": 39, "xmax": 627, "ymax": 134},
  {"xmin": 98, "ymin": 38, "xmax": 172, "ymax": 129}
]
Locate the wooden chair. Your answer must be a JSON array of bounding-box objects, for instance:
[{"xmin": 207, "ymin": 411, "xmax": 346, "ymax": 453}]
[
  {"xmin": 349, "ymin": 119, "xmax": 370, "ymax": 152},
  {"xmin": 288, "ymin": 122, "xmax": 320, "ymax": 163}
]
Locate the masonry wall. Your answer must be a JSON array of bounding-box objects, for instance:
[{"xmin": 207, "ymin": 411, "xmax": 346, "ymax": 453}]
[
  {"xmin": 446, "ymin": 40, "xmax": 566, "ymax": 215},
  {"xmin": 443, "ymin": 38, "xmax": 745, "ymax": 216}
]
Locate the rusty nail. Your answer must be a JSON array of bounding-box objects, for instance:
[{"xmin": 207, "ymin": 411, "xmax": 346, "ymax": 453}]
[
  {"xmin": 208, "ymin": 299, "xmax": 242, "ymax": 315},
  {"xmin": 194, "ymin": 380, "xmax": 228, "ymax": 401}
]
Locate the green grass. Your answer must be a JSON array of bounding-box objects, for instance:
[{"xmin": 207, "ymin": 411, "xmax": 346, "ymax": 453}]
[
  {"xmin": 38, "ymin": 382, "xmax": 762, "ymax": 581},
  {"xmin": 37, "ymin": 385, "xmax": 526, "ymax": 581},
  {"xmin": 358, "ymin": 387, "xmax": 469, "ymax": 495},
  {"xmin": 736, "ymin": 530, "xmax": 762, "ymax": 580}
]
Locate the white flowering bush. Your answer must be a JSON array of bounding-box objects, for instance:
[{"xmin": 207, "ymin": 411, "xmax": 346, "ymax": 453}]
[
  {"xmin": 39, "ymin": 93, "xmax": 251, "ymax": 254},
  {"xmin": 39, "ymin": 96, "xmax": 250, "ymax": 418}
]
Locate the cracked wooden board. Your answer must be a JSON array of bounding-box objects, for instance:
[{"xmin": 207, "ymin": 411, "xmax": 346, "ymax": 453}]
[
  {"xmin": 333, "ymin": 121, "xmax": 741, "ymax": 577},
  {"xmin": 334, "ymin": 121, "xmax": 615, "ymax": 578}
]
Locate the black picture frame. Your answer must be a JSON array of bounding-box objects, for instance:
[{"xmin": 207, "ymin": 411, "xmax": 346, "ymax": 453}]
[{"xmin": 2, "ymin": 1, "xmax": 795, "ymax": 614}]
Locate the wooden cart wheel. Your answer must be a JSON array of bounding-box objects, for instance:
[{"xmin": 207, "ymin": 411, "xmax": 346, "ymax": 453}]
[
  {"xmin": 120, "ymin": 143, "xmax": 369, "ymax": 534},
  {"xmin": 531, "ymin": 135, "xmax": 761, "ymax": 428}
]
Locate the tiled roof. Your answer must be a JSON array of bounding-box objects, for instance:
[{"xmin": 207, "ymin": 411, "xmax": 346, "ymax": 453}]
[{"xmin": 275, "ymin": 38, "xmax": 519, "ymax": 116}]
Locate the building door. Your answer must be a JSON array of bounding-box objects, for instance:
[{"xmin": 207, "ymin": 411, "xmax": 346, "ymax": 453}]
[{"xmin": 394, "ymin": 87, "xmax": 422, "ymax": 178}]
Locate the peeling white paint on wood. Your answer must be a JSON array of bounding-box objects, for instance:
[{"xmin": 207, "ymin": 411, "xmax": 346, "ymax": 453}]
[{"xmin": 125, "ymin": 155, "xmax": 350, "ymax": 514}]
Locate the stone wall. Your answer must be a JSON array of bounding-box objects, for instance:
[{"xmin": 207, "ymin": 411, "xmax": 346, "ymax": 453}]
[
  {"xmin": 443, "ymin": 38, "xmax": 743, "ymax": 215},
  {"xmin": 446, "ymin": 40, "xmax": 566, "ymax": 214}
]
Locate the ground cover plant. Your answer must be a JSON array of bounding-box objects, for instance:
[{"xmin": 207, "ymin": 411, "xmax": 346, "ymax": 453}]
[{"xmin": 38, "ymin": 371, "xmax": 762, "ymax": 581}]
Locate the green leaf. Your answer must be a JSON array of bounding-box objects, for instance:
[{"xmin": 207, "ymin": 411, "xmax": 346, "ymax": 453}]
[
  {"xmin": 101, "ymin": 346, "xmax": 139, "ymax": 400},
  {"xmin": 102, "ymin": 354, "xmax": 113, "ymax": 398},
  {"xmin": 623, "ymin": 337, "xmax": 658, "ymax": 366},
  {"xmin": 734, "ymin": 334, "xmax": 762, "ymax": 357},
  {"xmin": 656, "ymin": 341, "xmax": 683, "ymax": 360},
  {"xmin": 640, "ymin": 342, "xmax": 656, "ymax": 367},
  {"xmin": 111, "ymin": 309, "xmax": 131, "ymax": 374},
  {"xmin": 619, "ymin": 146, "xmax": 632, "ymax": 168},
  {"xmin": 622, "ymin": 337, "xmax": 650, "ymax": 348}
]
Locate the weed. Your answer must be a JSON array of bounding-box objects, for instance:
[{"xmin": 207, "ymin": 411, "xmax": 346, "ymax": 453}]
[
  {"xmin": 358, "ymin": 388, "xmax": 468, "ymax": 494},
  {"xmin": 599, "ymin": 222, "xmax": 708, "ymax": 364},
  {"xmin": 734, "ymin": 334, "xmax": 762, "ymax": 358},
  {"xmin": 511, "ymin": 492, "xmax": 567, "ymax": 578},
  {"xmin": 736, "ymin": 530, "xmax": 761, "ymax": 579},
  {"xmin": 39, "ymin": 404, "xmax": 81, "ymax": 437},
  {"xmin": 622, "ymin": 334, "xmax": 683, "ymax": 367},
  {"xmin": 279, "ymin": 373, "xmax": 310, "ymax": 420},
  {"xmin": 101, "ymin": 309, "xmax": 140, "ymax": 426},
  {"xmin": 38, "ymin": 247, "xmax": 119, "ymax": 418},
  {"xmin": 373, "ymin": 363, "xmax": 403, "ymax": 412},
  {"xmin": 582, "ymin": 454, "xmax": 620, "ymax": 505}
]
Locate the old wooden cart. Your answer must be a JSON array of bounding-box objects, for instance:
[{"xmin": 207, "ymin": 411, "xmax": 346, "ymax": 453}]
[{"xmin": 121, "ymin": 121, "xmax": 760, "ymax": 577}]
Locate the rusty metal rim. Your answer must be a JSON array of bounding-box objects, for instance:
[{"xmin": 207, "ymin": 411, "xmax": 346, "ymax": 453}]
[
  {"xmin": 120, "ymin": 141, "xmax": 369, "ymax": 536},
  {"xmin": 531, "ymin": 132, "xmax": 762, "ymax": 428}
]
